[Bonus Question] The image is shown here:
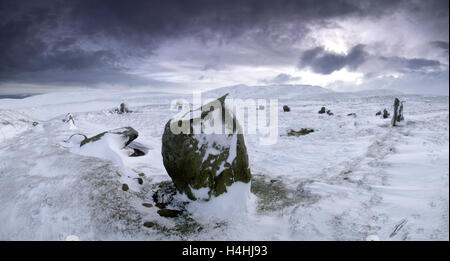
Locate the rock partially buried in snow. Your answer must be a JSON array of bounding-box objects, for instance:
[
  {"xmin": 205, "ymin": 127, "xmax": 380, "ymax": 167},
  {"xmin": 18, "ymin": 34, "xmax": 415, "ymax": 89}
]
[
  {"xmin": 287, "ymin": 128, "xmax": 314, "ymax": 136},
  {"xmin": 80, "ymin": 127, "xmax": 138, "ymax": 147},
  {"xmin": 153, "ymin": 181, "xmax": 177, "ymax": 208},
  {"xmin": 161, "ymin": 94, "xmax": 251, "ymax": 201},
  {"xmin": 112, "ymin": 102, "xmax": 132, "ymax": 114},
  {"xmin": 283, "ymin": 105, "xmax": 290, "ymax": 112},
  {"xmin": 157, "ymin": 209, "xmax": 182, "ymax": 218}
]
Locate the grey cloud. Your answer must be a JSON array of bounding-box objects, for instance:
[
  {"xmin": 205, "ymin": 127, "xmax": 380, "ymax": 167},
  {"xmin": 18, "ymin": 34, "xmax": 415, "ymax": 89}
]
[
  {"xmin": 298, "ymin": 44, "xmax": 368, "ymax": 74},
  {"xmin": 430, "ymin": 41, "xmax": 449, "ymax": 50},
  {"xmin": 299, "ymin": 44, "xmax": 442, "ymax": 75},
  {"xmin": 260, "ymin": 73, "xmax": 301, "ymax": 84}
]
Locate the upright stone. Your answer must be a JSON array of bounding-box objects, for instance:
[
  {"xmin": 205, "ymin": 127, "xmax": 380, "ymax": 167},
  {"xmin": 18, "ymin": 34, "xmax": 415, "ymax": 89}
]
[{"xmin": 391, "ymin": 98, "xmax": 404, "ymax": 126}]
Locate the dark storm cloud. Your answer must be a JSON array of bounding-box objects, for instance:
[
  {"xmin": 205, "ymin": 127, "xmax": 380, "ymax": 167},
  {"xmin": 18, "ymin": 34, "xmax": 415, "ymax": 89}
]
[
  {"xmin": 299, "ymin": 44, "xmax": 442, "ymax": 75},
  {"xmin": 298, "ymin": 44, "xmax": 368, "ymax": 74},
  {"xmin": 430, "ymin": 41, "xmax": 449, "ymax": 50},
  {"xmin": 0, "ymin": 0, "xmax": 448, "ymax": 88},
  {"xmin": 430, "ymin": 41, "xmax": 450, "ymax": 56}
]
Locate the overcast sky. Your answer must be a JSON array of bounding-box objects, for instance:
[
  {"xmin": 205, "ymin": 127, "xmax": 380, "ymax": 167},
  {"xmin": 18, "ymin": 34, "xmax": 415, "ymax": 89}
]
[{"xmin": 0, "ymin": 0, "xmax": 448, "ymax": 95}]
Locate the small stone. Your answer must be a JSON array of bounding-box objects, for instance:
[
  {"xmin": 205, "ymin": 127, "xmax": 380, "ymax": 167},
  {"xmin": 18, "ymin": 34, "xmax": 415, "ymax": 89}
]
[
  {"xmin": 347, "ymin": 113, "xmax": 356, "ymax": 117},
  {"xmin": 142, "ymin": 203, "xmax": 153, "ymax": 208},
  {"xmin": 157, "ymin": 209, "xmax": 182, "ymax": 218},
  {"xmin": 287, "ymin": 128, "xmax": 314, "ymax": 136},
  {"xmin": 283, "ymin": 105, "xmax": 290, "ymax": 112},
  {"xmin": 155, "ymin": 203, "xmax": 166, "ymax": 209},
  {"xmin": 136, "ymin": 178, "xmax": 143, "ymax": 185},
  {"xmin": 143, "ymin": 221, "xmax": 156, "ymax": 228},
  {"xmin": 382, "ymin": 109, "xmax": 390, "ymax": 119},
  {"xmin": 138, "ymin": 173, "xmax": 145, "ymax": 177},
  {"xmin": 270, "ymin": 179, "xmax": 279, "ymax": 183},
  {"xmin": 326, "ymin": 110, "xmax": 334, "ymax": 116},
  {"xmin": 32, "ymin": 121, "xmax": 39, "ymax": 126},
  {"xmin": 122, "ymin": 184, "xmax": 129, "ymax": 191},
  {"xmin": 318, "ymin": 107, "xmax": 326, "ymax": 114},
  {"xmin": 375, "ymin": 111, "xmax": 382, "ymax": 116}
]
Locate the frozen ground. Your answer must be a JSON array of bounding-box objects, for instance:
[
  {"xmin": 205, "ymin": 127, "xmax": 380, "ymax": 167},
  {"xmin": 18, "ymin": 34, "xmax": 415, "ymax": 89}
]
[{"xmin": 0, "ymin": 85, "xmax": 448, "ymax": 240}]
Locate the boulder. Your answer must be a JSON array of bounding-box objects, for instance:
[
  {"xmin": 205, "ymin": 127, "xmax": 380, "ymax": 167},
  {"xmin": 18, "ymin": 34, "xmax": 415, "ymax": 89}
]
[
  {"xmin": 161, "ymin": 94, "xmax": 251, "ymax": 201},
  {"xmin": 283, "ymin": 105, "xmax": 290, "ymax": 112},
  {"xmin": 318, "ymin": 107, "xmax": 326, "ymax": 114}
]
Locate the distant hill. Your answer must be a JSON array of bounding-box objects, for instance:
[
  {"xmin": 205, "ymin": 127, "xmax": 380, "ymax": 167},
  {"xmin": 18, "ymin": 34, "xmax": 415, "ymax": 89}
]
[{"xmin": 203, "ymin": 84, "xmax": 334, "ymax": 100}]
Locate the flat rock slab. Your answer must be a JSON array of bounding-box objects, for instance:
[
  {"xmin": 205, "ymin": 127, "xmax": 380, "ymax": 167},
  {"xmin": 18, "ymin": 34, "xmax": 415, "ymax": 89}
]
[{"xmin": 157, "ymin": 209, "xmax": 183, "ymax": 218}]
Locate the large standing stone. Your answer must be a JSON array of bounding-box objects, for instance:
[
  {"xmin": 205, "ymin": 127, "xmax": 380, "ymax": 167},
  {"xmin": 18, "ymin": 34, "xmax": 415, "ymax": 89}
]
[
  {"xmin": 161, "ymin": 94, "xmax": 251, "ymax": 201},
  {"xmin": 391, "ymin": 98, "xmax": 404, "ymax": 126}
]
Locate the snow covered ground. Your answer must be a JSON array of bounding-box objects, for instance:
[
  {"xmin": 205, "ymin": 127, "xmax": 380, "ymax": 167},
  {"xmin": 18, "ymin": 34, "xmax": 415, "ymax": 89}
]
[{"xmin": 0, "ymin": 85, "xmax": 448, "ymax": 240}]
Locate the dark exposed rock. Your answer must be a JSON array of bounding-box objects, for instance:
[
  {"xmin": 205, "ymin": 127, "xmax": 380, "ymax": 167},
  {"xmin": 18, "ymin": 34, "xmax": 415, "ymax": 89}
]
[
  {"xmin": 32, "ymin": 121, "xmax": 39, "ymax": 126},
  {"xmin": 129, "ymin": 148, "xmax": 146, "ymax": 157},
  {"xmin": 347, "ymin": 113, "xmax": 356, "ymax": 117},
  {"xmin": 143, "ymin": 221, "xmax": 156, "ymax": 228},
  {"xmin": 283, "ymin": 105, "xmax": 290, "ymax": 112},
  {"xmin": 318, "ymin": 107, "xmax": 326, "ymax": 114},
  {"xmin": 111, "ymin": 102, "xmax": 132, "ymax": 114},
  {"xmin": 119, "ymin": 103, "xmax": 130, "ymax": 113},
  {"xmin": 136, "ymin": 178, "xmax": 143, "ymax": 185},
  {"xmin": 382, "ymin": 109, "xmax": 390, "ymax": 119},
  {"xmin": 127, "ymin": 141, "xmax": 148, "ymax": 157},
  {"xmin": 142, "ymin": 203, "xmax": 153, "ymax": 208},
  {"xmin": 287, "ymin": 128, "xmax": 315, "ymax": 137},
  {"xmin": 157, "ymin": 209, "xmax": 183, "ymax": 218},
  {"xmin": 152, "ymin": 181, "xmax": 177, "ymax": 209},
  {"xmin": 391, "ymin": 98, "xmax": 404, "ymax": 126},
  {"xmin": 122, "ymin": 183, "xmax": 129, "ymax": 191},
  {"xmin": 161, "ymin": 94, "xmax": 251, "ymax": 201},
  {"xmin": 326, "ymin": 109, "xmax": 334, "ymax": 116},
  {"xmin": 376, "ymin": 111, "xmax": 382, "ymax": 116}
]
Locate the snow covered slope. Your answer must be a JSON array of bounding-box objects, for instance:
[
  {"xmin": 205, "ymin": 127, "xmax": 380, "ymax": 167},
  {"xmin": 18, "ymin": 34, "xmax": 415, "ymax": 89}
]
[{"xmin": 0, "ymin": 86, "xmax": 448, "ymax": 240}]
